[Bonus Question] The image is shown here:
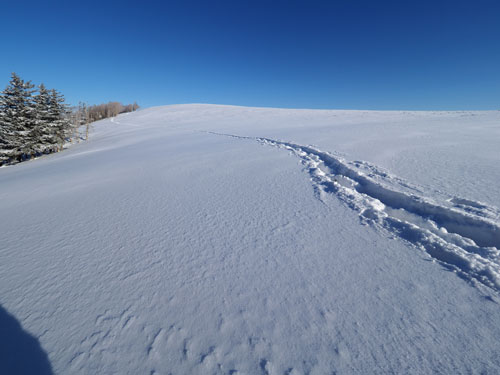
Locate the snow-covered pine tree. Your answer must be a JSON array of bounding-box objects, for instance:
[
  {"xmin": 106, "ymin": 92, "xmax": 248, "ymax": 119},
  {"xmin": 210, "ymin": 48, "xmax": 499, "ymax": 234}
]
[
  {"xmin": 47, "ymin": 88, "xmax": 72, "ymax": 151},
  {"xmin": 33, "ymin": 83, "xmax": 55, "ymax": 153},
  {"xmin": 0, "ymin": 73, "xmax": 36, "ymax": 163},
  {"xmin": 21, "ymin": 82, "xmax": 39, "ymax": 159}
]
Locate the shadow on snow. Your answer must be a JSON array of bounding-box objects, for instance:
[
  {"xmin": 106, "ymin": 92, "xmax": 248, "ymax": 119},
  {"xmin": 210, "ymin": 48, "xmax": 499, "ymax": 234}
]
[{"xmin": 0, "ymin": 304, "xmax": 53, "ymax": 375}]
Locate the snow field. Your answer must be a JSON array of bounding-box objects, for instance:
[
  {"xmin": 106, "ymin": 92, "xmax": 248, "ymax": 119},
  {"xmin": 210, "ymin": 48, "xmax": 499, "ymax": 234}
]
[{"xmin": 1, "ymin": 105, "xmax": 500, "ymax": 374}]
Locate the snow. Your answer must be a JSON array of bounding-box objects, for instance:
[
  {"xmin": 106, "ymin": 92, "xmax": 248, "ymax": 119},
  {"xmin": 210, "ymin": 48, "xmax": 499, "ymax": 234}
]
[{"xmin": 1, "ymin": 104, "xmax": 500, "ymax": 374}]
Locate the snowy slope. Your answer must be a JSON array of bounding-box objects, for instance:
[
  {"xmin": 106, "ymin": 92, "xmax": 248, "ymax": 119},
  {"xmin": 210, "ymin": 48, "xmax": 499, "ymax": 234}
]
[{"xmin": 1, "ymin": 104, "xmax": 500, "ymax": 374}]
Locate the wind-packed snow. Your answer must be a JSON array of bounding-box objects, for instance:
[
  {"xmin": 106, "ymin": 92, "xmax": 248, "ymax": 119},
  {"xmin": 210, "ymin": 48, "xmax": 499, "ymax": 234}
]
[{"xmin": 1, "ymin": 104, "xmax": 500, "ymax": 374}]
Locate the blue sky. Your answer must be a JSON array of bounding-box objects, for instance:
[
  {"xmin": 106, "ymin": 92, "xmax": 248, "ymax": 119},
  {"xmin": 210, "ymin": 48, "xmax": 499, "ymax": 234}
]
[{"xmin": 1, "ymin": 0, "xmax": 499, "ymax": 110}]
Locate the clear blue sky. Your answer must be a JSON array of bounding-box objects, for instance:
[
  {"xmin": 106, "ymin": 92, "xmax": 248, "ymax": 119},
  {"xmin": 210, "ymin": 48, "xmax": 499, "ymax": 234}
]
[{"xmin": 1, "ymin": 0, "xmax": 499, "ymax": 110}]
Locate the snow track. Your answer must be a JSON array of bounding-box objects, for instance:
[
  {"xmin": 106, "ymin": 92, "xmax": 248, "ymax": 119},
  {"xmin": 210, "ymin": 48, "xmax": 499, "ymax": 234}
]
[{"xmin": 211, "ymin": 132, "xmax": 500, "ymax": 293}]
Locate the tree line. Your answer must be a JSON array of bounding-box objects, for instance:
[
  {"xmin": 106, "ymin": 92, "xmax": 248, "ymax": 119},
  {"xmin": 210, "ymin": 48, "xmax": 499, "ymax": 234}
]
[
  {"xmin": 83, "ymin": 101, "xmax": 139, "ymax": 123},
  {"xmin": 0, "ymin": 72, "xmax": 138, "ymax": 166}
]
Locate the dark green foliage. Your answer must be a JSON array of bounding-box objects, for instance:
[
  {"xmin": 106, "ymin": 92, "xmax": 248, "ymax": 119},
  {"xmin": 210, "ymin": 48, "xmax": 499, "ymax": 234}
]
[
  {"xmin": 0, "ymin": 73, "xmax": 74, "ymax": 165},
  {"xmin": 0, "ymin": 73, "xmax": 36, "ymax": 162},
  {"xmin": 0, "ymin": 72, "xmax": 139, "ymax": 165}
]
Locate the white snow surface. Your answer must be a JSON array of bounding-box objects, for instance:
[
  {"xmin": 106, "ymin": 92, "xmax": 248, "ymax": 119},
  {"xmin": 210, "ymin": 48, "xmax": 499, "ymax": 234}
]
[{"xmin": 2, "ymin": 104, "xmax": 500, "ymax": 374}]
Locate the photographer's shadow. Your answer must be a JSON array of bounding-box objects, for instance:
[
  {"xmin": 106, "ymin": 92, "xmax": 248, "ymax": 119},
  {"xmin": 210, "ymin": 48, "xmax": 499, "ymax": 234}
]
[{"xmin": 0, "ymin": 304, "xmax": 53, "ymax": 375}]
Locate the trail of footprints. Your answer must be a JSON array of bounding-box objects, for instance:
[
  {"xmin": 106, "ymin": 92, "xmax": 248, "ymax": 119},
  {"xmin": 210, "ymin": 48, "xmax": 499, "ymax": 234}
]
[
  {"xmin": 72, "ymin": 305, "xmax": 294, "ymax": 374},
  {"xmin": 69, "ymin": 305, "xmax": 136, "ymax": 370},
  {"xmin": 210, "ymin": 132, "xmax": 500, "ymax": 294},
  {"xmin": 144, "ymin": 322, "xmax": 283, "ymax": 374}
]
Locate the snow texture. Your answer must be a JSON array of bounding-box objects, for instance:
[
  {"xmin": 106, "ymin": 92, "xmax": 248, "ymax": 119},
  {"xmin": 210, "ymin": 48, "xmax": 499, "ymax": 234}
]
[
  {"xmin": 1, "ymin": 104, "xmax": 500, "ymax": 374},
  {"xmin": 211, "ymin": 132, "xmax": 500, "ymax": 292}
]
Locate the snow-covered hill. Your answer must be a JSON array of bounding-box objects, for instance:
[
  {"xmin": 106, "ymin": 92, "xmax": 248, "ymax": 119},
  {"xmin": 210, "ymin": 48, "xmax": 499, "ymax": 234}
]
[{"xmin": 1, "ymin": 104, "xmax": 500, "ymax": 374}]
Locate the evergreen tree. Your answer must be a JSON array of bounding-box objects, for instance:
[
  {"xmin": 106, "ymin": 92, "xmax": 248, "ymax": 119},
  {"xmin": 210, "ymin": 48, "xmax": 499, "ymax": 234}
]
[
  {"xmin": 22, "ymin": 83, "xmax": 43, "ymax": 158},
  {"xmin": 33, "ymin": 83, "xmax": 57, "ymax": 153},
  {"xmin": 47, "ymin": 88, "xmax": 71, "ymax": 151},
  {"xmin": 0, "ymin": 73, "xmax": 36, "ymax": 163}
]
